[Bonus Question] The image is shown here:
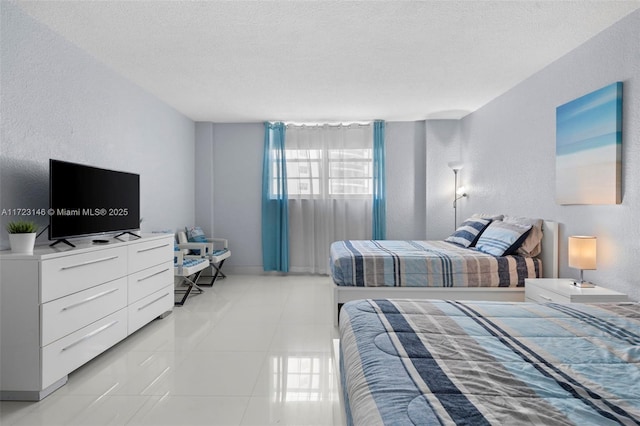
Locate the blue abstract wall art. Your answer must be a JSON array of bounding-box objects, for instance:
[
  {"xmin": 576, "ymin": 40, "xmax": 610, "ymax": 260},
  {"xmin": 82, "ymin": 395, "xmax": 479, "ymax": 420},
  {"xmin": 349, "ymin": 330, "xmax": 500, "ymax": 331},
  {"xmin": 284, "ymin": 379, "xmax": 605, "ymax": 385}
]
[{"xmin": 556, "ymin": 82, "xmax": 622, "ymax": 205}]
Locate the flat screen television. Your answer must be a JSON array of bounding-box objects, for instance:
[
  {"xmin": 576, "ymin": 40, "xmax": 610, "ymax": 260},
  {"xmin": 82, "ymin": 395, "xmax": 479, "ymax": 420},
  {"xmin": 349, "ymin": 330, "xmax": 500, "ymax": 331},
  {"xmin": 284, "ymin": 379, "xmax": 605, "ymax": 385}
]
[{"xmin": 49, "ymin": 159, "xmax": 140, "ymax": 242}]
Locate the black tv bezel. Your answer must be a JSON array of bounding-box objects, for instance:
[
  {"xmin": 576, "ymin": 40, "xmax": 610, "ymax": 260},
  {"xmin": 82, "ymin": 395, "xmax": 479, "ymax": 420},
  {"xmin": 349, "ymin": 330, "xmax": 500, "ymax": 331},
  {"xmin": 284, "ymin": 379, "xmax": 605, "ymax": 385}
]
[{"xmin": 48, "ymin": 159, "xmax": 141, "ymax": 241}]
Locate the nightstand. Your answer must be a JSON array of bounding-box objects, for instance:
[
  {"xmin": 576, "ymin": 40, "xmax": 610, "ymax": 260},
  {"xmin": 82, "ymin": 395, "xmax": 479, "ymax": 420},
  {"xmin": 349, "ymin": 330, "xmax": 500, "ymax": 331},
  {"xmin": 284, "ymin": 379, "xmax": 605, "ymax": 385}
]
[{"xmin": 525, "ymin": 278, "xmax": 628, "ymax": 303}]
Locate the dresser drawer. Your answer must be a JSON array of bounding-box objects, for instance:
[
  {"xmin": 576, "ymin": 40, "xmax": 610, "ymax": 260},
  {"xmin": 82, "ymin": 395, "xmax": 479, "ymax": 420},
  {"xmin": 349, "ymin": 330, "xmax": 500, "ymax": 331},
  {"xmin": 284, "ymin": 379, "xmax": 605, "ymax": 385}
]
[
  {"xmin": 41, "ymin": 278, "xmax": 127, "ymax": 347},
  {"xmin": 41, "ymin": 247, "xmax": 128, "ymax": 303},
  {"xmin": 525, "ymin": 284, "xmax": 570, "ymax": 303},
  {"xmin": 41, "ymin": 308, "xmax": 127, "ymax": 389},
  {"xmin": 128, "ymin": 261, "xmax": 173, "ymax": 303},
  {"xmin": 128, "ymin": 285, "xmax": 173, "ymax": 335},
  {"xmin": 128, "ymin": 237, "xmax": 173, "ymax": 273}
]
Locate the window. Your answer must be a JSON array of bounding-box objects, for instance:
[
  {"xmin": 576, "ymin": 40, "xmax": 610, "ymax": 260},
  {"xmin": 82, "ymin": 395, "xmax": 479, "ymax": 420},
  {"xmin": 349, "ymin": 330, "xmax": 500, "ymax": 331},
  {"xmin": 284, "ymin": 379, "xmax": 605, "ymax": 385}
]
[
  {"xmin": 262, "ymin": 120, "xmax": 385, "ymax": 274},
  {"xmin": 270, "ymin": 123, "xmax": 374, "ymax": 199},
  {"xmin": 283, "ymin": 149, "xmax": 321, "ymax": 196},
  {"xmin": 327, "ymin": 148, "xmax": 372, "ymax": 196},
  {"xmin": 281, "ymin": 148, "xmax": 372, "ymax": 197}
]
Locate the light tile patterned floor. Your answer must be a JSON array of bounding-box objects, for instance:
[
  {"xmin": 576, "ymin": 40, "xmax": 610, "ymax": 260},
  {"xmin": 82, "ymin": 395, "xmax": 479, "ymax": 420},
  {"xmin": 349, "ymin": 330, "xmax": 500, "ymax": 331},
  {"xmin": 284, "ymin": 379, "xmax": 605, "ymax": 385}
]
[{"xmin": 0, "ymin": 275, "xmax": 344, "ymax": 426}]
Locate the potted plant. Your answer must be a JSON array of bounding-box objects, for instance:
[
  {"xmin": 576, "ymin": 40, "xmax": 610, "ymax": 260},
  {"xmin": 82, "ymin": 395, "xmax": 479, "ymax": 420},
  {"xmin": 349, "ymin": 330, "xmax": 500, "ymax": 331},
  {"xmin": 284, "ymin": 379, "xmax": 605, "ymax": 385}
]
[{"xmin": 6, "ymin": 220, "xmax": 38, "ymax": 254}]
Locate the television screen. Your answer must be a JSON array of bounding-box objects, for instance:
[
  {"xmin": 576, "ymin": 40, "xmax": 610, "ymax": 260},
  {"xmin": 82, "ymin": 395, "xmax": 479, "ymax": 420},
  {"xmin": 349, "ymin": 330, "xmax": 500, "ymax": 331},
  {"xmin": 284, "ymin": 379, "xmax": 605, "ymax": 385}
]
[{"xmin": 49, "ymin": 159, "xmax": 140, "ymax": 240}]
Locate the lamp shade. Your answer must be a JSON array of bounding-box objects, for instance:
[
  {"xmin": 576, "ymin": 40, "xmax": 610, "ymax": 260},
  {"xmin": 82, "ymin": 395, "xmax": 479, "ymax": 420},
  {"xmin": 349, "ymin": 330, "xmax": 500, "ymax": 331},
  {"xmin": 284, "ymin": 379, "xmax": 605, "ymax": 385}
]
[
  {"xmin": 447, "ymin": 161, "xmax": 463, "ymax": 171},
  {"xmin": 568, "ymin": 236, "xmax": 597, "ymax": 270}
]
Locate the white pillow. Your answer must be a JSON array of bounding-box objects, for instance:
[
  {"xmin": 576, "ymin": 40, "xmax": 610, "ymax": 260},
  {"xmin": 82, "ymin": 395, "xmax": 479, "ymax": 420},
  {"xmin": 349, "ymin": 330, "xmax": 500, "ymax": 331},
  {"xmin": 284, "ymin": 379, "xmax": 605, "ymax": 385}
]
[{"xmin": 472, "ymin": 213, "xmax": 504, "ymax": 221}]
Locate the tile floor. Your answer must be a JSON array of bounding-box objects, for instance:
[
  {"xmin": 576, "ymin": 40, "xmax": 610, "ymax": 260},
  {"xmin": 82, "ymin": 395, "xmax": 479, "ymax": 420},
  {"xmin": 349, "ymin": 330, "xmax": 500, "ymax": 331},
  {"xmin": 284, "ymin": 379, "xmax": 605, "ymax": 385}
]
[{"xmin": 0, "ymin": 274, "xmax": 345, "ymax": 426}]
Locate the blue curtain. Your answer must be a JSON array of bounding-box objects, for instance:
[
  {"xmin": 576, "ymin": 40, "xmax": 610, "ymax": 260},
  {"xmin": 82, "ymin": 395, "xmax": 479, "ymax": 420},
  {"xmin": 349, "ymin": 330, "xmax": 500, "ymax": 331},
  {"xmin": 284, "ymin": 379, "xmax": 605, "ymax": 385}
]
[
  {"xmin": 372, "ymin": 120, "xmax": 386, "ymax": 240},
  {"xmin": 262, "ymin": 122, "xmax": 289, "ymax": 272}
]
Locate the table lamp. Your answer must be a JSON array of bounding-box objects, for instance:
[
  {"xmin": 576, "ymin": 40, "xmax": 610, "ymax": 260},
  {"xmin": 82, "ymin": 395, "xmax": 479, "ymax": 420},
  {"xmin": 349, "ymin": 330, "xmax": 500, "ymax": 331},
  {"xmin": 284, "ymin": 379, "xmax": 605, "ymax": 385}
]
[{"xmin": 568, "ymin": 236, "xmax": 596, "ymax": 288}]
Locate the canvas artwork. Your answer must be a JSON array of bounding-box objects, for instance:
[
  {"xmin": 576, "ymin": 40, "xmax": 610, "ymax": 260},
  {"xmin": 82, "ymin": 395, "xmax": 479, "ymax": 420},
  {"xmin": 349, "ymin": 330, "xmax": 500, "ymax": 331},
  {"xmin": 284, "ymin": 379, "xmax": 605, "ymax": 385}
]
[{"xmin": 556, "ymin": 82, "xmax": 622, "ymax": 205}]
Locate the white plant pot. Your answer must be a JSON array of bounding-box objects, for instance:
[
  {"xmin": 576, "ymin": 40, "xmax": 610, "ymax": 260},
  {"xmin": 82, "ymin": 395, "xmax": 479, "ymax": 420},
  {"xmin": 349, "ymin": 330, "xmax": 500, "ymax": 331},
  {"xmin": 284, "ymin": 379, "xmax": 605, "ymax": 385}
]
[{"xmin": 9, "ymin": 233, "xmax": 36, "ymax": 254}]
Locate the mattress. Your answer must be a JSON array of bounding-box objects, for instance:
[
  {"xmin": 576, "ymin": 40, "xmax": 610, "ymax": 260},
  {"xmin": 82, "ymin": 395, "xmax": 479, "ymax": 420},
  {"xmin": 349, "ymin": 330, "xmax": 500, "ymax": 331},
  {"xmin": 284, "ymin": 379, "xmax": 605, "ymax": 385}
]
[
  {"xmin": 339, "ymin": 299, "xmax": 640, "ymax": 425},
  {"xmin": 330, "ymin": 240, "xmax": 541, "ymax": 287}
]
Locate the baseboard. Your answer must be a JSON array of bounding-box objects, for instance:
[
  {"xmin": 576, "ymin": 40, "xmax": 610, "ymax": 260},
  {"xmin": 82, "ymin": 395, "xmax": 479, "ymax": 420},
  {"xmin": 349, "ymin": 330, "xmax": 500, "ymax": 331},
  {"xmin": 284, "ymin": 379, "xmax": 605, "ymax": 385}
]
[{"xmin": 223, "ymin": 266, "xmax": 332, "ymax": 277}]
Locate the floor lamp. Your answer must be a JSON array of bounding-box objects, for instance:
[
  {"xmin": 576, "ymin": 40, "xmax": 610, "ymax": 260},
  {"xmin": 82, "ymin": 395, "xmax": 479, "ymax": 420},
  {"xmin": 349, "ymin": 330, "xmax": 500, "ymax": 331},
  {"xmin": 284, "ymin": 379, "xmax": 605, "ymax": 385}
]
[{"xmin": 448, "ymin": 161, "xmax": 467, "ymax": 229}]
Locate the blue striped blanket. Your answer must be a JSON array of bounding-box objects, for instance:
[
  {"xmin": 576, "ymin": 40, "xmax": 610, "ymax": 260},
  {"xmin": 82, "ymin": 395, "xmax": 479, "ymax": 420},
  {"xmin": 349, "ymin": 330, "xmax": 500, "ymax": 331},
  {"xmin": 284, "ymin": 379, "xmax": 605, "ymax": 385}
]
[
  {"xmin": 339, "ymin": 299, "xmax": 640, "ymax": 425},
  {"xmin": 330, "ymin": 240, "xmax": 541, "ymax": 287}
]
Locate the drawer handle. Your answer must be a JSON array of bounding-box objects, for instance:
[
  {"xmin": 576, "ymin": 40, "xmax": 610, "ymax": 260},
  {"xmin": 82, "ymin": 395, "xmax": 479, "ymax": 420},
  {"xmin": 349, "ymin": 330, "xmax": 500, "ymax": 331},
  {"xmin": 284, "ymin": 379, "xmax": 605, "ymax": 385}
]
[
  {"xmin": 137, "ymin": 268, "xmax": 170, "ymax": 282},
  {"xmin": 540, "ymin": 295, "xmax": 553, "ymax": 302},
  {"xmin": 137, "ymin": 244, "xmax": 170, "ymax": 253},
  {"xmin": 61, "ymin": 320, "xmax": 119, "ymax": 352},
  {"xmin": 60, "ymin": 256, "xmax": 119, "ymax": 270},
  {"xmin": 138, "ymin": 293, "xmax": 170, "ymax": 311},
  {"xmin": 62, "ymin": 288, "xmax": 119, "ymax": 311}
]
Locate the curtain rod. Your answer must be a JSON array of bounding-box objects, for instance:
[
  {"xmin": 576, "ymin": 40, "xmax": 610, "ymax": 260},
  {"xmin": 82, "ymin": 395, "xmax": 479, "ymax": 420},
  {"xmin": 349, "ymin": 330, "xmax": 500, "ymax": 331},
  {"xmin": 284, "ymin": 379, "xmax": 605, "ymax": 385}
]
[{"xmin": 284, "ymin": 122, "xmax": 372, "ymax": 128}]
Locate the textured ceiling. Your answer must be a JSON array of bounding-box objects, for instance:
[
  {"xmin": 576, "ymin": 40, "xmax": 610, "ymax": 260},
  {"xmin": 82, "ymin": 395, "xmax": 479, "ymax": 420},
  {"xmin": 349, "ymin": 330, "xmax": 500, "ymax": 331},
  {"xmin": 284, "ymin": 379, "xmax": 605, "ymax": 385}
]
[{"xmin": 17, "ymin": 1, "xmax": 640, "ymax": 122}]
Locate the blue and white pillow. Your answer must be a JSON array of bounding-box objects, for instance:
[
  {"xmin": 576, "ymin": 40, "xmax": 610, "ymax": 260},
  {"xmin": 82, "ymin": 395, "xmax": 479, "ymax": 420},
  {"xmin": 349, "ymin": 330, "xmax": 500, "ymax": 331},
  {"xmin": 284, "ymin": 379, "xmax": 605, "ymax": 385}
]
[
  {"xmin": 185, "ymin": 226, "xmax": 208, "ymax": 255},
  {"xmin": 475, "ymin": 221, "xmax": 532, "ymax": 256},
  {"xmin": 186, "ymin": 226, "xmax": 208, "ymax": 243},
  {"xmin": 445, "ymin": 218, "xmax": 492, "ymax": 248}
]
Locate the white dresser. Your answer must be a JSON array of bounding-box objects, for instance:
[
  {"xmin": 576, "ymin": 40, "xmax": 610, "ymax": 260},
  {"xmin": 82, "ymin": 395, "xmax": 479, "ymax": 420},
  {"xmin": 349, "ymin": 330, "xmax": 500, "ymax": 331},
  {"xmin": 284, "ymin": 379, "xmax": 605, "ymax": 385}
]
[{"xmin": 0, "ymin": 234, "xmax": 174, "ymax": 401}]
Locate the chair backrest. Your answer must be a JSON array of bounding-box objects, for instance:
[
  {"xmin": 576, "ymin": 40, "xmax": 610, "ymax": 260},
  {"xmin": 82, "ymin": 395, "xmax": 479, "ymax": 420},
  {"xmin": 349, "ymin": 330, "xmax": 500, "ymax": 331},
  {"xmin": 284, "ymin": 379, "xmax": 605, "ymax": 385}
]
[
  {"xmin": 174, "ymin": 249, "xmax": 184, "ymax": 265},
  {"xmin": 176, "ymin": 231, "xmax": 190, "ymax": 255},
  {"xmin": 177, "ymin": 231, "xmax": 188, "ymax": 244}
]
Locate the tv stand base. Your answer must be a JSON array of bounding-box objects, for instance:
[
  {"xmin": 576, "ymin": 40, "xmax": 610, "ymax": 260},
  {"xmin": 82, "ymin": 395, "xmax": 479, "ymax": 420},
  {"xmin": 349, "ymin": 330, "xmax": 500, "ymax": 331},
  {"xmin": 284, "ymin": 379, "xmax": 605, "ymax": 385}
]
[
  {"xmin": 114, "ymin": 231, "xmax": 141, "ymax": 240},
  {"xmin": 50, "ymin": 239, "xmax": 75, "ymax": 248}
]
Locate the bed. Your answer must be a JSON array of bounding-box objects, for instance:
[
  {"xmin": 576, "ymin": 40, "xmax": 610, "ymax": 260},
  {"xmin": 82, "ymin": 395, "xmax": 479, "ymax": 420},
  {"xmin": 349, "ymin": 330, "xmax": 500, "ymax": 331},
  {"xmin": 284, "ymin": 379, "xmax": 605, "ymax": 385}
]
[
  {"xmin": 332, "ymin": 220, "xmax": 558, "ymax": 325},
  {"xmin": 339, "ymin": 298, "xmax": 640, "ymax": 425}
]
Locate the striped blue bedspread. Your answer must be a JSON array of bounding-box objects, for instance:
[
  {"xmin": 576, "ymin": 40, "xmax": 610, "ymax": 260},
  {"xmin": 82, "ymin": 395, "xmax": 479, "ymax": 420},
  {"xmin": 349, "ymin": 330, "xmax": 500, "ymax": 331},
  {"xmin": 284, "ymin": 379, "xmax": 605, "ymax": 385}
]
[
  {"xmin": 339, "ymin": 299, "xmax": 640, "ymax": 425},
  {"xmin": 330, "ymin": 240, "xmax": 541, "ymax": 287}
]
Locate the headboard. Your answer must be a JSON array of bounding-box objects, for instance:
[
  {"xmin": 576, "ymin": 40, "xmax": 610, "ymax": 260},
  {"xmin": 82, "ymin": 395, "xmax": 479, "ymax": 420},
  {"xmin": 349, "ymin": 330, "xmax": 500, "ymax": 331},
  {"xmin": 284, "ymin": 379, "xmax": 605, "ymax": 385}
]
[{"xmin": 540, "ymin": 220, "xmax": 559, "ymax": 278}]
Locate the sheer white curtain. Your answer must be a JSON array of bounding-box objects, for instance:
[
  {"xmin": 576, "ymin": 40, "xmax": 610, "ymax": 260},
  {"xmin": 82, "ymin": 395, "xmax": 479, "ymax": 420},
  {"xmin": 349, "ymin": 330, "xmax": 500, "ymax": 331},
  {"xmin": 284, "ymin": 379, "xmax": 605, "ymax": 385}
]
[{"xmin": 285, "ymin": 123, "xmax": 373, "ymax": 274}]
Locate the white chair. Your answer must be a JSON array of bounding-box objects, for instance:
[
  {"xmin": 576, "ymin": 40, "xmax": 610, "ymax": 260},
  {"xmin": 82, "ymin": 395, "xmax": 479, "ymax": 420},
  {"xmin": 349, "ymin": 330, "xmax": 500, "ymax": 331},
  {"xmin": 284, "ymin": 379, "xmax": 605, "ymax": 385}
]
[
  {"xmin": 174, "ymin": 250, "xmax": 209, "ymax": 306},
  {"xmin": 177, "ymin": 229, "xmax": 231, "ymax": 286}
]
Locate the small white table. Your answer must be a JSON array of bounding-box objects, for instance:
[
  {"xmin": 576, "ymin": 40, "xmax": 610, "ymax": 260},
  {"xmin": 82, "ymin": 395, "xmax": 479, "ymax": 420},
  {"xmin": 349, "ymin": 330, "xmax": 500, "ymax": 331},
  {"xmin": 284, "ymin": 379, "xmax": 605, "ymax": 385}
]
[{"xmin": 525, "ymin": 278, "xmax": 628, "ymax": 303}]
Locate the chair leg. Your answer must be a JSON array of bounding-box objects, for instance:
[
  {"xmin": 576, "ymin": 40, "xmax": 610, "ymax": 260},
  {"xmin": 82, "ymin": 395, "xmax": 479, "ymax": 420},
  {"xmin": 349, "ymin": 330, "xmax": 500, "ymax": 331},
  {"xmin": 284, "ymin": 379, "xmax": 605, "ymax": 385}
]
[
  {"xmin": 175, "ymin": 270, "xmax": 205, "ymax": 306},
  {"xmin": 196, "ymin": 259, "xmax": 227, "ymax": 287}
]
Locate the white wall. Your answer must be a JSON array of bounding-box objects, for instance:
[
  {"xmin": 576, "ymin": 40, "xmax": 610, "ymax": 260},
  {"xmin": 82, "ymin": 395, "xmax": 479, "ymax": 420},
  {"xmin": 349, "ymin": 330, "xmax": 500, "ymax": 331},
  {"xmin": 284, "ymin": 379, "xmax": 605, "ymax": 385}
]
[
  {"xmin": 195, "ymin": 122, "xmax": 264, "ymax": 272},
  {"xmin": 386, "ymin": 121, "xmax": 427, "ymax": 240},
  {"xmin": 455, "ymin": 10, "xmax": 640, "ymax": 301},
  {"xmin": 194, "ymin": 123, "xmax": 216, "ymax": 234},
  {"xmin": 0, "ymin": 2, "xmax": 195, "ymax": 248},
  {"xmin": 196, "ymin": 121, "xmax": 427, "ymax": 272},
  {"xmin": 425, "ymin": 119, "xmax": 466, "ymax": 239}
]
